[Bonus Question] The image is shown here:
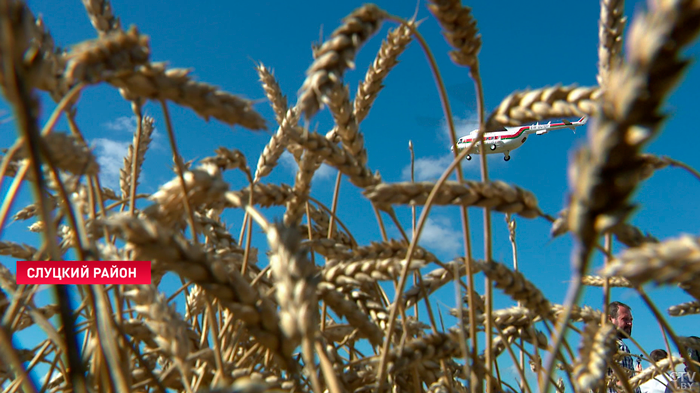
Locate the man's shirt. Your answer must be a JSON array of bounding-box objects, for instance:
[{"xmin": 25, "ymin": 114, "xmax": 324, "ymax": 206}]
[{"xmin": 609, "ymin": 339, "xmax": 642, "ymax": 393}]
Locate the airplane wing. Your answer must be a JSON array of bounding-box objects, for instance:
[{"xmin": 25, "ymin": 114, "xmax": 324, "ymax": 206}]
[{"xmin": 562, "ymin": 119, "xmax": 576, "ymax": 131}]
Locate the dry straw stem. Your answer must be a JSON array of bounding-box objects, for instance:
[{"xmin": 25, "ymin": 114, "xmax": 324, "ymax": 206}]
[
  {"xmin": 110, "ymin": 62, "xmax": 266, "ymax": 130},
  {"xmin": 484, "ymin": 84, "xmax": 600, "ymax": 130},
  {"xmin": 64, "ymin": 25, "xmax": 150, "ymax": 86},
  {"xmin": 81, "ymin": 0, "xmax": 121, "ymax": 35},
  {"xmin": 298, "ymin": 4, "xmax": 387, "ymax": 119},
  {"xmin": 120, "ymin": 115, "xmax": 154, "ymax": 199},
  {"xmin": 596, "ymin": 0, "xmax": 626, "ymax": 87},
  {"xmin": 427, "ymin": 0, "xmax": 481, "ymax": 68},
  {"xmin": 668, "ymin": 300, "xmax": 700, "ymax": 316},
  {"xmin": 573, "ymin": 322, "xmax": 617, "ymax": 392},
  {"xmin": 354, "ymin": 21, "xmax": 413, "ymax": 123},
  {"xmin": 363, "ymin": 180, "xmax": 541, "ymax": 218},
  {"xmin": 581, "ymin": 275, "xmax": 632, "ymax": 288},
  {"xmin": 600, "ymin": 234, "xmax": 700, "ymax": 288}
]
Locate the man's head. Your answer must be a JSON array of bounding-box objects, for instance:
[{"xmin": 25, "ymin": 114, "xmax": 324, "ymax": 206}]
[
  {"xmin": 608, "ymin": 301, "xmax": 633, "ymax": 339},
  {"xmin": 650, "ymin": 349, "xmax": 668, "ymax": 363},
  {"xmin": 683, "ymin": 338, "xmax": 700, "ymax": 369}
]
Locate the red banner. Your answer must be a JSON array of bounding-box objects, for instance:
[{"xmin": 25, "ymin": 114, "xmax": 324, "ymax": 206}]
[{"xmin": 16, "ymin": 261, "xmax": 151, "ymax": 285}]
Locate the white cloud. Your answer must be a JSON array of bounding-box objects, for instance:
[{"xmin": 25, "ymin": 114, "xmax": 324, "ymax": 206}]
[
  {"xmin": 402, "ymin": 152, "xmax": 505, "ymax": 181},
  {"xmin": 403, "ymin": 154, "xmax": 452, "ymax": 181},
  {"xmin": 102, "ymin": 115, "xmax": 163, "ymax": 147},
  {"xmin": 440, "ymin": 112, "xmax": 480, "ymax": 145},
  {"xmin": 279, "ymin": 151, "xmax": 336, "ymax": 181},
  {"xmin": 104, "ymin": 116, "xmax": 138, "ymax": 133},
  {"xmin": 413, "ymin": 216, "xmax": 461, "ymax": 256},
  {"xmin": 91, "ymin": 138, "xmax": 130, "ymax": 188}
]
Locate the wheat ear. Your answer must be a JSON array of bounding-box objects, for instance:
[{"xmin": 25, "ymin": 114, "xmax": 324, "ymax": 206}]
[
  {"xmin": 485, "ymin": 85, "xmax": 599, "ymax": 130},
  {"xmin": 354, "ymin": 21, "xmax": 414, "ymax": 123},
  {"xmin": 596, "ymin": 0, "xmax": 626, "ymax": 88},
  {"xmin": 298, "ymin": 4, "xmax": 386, "ymax": 119},
  {"xmin": 573, "ymin": 322, "xmax": 617, "ymax": 392},
  {"xmin": 427, "ymin": 0, "xmax": 481, "ymax": 68},
  {"xmin": 363, "ymin": 180, "xmax": 541, "ymax": 218},
  {"xmin": 119, "ymin": 115, "xmax": 154, "ymax": 200},
  {"xmin": 110, "ymin": 62, "xmax": 267, "ymax": 130},
  {"xmin": 668, "ymin": 301, "xmax": 700, "ymax": 316}
]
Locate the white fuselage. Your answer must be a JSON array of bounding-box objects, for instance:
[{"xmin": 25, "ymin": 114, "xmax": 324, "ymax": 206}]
[
  {"xmin": 451, "ymin": 117, "xmax": 587, "ymax": 161},
  {"xmin": 454, "ymin": 125, "xmax": 531, "ymax": 156}
]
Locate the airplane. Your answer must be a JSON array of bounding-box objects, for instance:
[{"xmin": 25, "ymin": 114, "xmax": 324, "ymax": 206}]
[{"xmin": 450, "ymin": 116, "xmax": 588, "ymax": 161}]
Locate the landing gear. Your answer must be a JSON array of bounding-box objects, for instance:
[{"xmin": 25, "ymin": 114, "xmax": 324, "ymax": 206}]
[
  {"xmin": 466, "ymin": 155, "xmax": 472, "ymax": 161},
  {"xmin": 490, "ymin": 144, "xmax": 496, "ymax": 151},
  {"xmin": 504, "ymin": 155, "xmax": 510, "ymax": 161}
]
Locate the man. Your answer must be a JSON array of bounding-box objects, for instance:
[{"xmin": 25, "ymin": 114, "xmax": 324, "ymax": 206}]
[
  {"xmin": 640, "ymin": 349, "xmax": 671, "ymax": 393},
  {"xmin": 665, "ymin": 342, "xmax": 699, "ymax": 392},
  {"xmin": 608, "ymin": 301, "xmax": 642, "ymax": 393}
]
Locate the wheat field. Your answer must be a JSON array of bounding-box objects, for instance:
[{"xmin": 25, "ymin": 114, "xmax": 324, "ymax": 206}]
[{"xmin": 1, "ymin": 0, "xmax": 700, "ymax": 392}]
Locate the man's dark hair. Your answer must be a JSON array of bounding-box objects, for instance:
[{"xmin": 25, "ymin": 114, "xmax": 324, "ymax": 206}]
[
  {"xmin": 609, "ymin": 301, "xmax": 631, "ymax": 318},
  {"xmin": 650, "ymin": 349, "xmax": 668, "ymax": 363}
]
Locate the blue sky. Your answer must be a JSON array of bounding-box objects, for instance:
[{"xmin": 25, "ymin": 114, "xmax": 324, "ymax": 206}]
[{"xmin": 2, "ymin": 0, "xmax": 700, "ymax": 389}]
